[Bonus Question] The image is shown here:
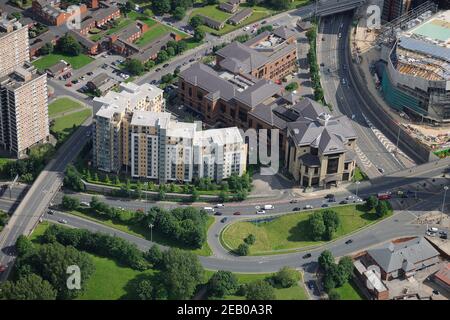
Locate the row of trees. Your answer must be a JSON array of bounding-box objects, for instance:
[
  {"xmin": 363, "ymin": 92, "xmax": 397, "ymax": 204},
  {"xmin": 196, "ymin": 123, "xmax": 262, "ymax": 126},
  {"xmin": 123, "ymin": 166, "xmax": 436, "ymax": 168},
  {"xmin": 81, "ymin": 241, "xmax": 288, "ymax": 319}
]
[
  {"xmin": 307, "ymin": 209, "xmax": 340, "ymax": 241},
  {"xmin": 123, "ymin": 39, "xmax": 189, "ymax": 76},
  {"xmin": 366, "ymin": 196, "xmax": 392, "ymax": 218},
  {"xmin": 306, "ymin": 22, "xmax": 325, "ymax": 104},
  {"xmin": 318, "ymin": 250, "xmax": 354, "ymax": 300},
  {"xmin": 0, "ymin": 236, "xmax": 95, "ymax": 300}
]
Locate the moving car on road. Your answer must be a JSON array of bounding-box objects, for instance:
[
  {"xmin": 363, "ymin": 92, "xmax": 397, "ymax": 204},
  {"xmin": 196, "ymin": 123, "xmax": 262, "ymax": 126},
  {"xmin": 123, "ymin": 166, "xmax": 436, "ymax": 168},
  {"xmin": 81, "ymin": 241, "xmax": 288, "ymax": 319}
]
[
  {"xmin": 264, "ymin": 204, "xmax": 274, "ymax": 210},
  {"xmin": 233, "ymin": 212, "xmax": 241, "ymax": 215},
  {"xmin": 58, "ymin": 219, "xmax": 68, "ymax": 224},
  {"xmin": 304, "ymin": 204, "xmax": 313, "ymax": 209},
  {"xmin": 345, "ymin": 239, "xmax": 353, "ymax": 245},
  {"xmin": 220, "ymin": 217, "xmax": 227, "ymax": 223},
  {"xmin": 256, "ymin": 210, "xmax": 265, "ymax": 214},
  {"xmin": 214, "ymin": 212, "xmax": 223, "ymax": 216},
  {"xmin": 302, "ymin": 253, "xmax": 312, "ymax": 259}
]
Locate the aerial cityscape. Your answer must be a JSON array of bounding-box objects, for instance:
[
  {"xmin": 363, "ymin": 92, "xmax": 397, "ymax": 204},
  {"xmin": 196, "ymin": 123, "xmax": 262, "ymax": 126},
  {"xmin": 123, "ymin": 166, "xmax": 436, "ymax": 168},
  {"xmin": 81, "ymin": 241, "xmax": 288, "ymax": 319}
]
[{"xmin": 0, "ymin": 0, "xmax": 449, "ymax": 305}]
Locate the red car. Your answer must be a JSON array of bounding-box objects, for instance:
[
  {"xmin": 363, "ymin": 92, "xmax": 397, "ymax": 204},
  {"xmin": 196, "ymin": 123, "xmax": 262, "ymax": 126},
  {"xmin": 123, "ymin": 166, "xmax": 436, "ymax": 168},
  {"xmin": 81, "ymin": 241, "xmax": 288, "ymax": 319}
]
[
  {"xmin": 0, "ymin": 264, "xmax": 6, "ymax": 273},
  {"xmin": 233, "ymin": 212, "xmax": 241, "ymax": 215},
  {"xmin": 65, "ymin": 82, "xmax": 72, "ymax": 87}
]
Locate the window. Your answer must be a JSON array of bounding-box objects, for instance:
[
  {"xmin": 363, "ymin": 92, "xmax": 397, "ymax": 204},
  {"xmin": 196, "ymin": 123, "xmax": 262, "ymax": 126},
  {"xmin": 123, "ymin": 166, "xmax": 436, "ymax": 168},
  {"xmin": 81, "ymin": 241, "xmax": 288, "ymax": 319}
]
[
  {"xmin": 188, "ymin": 88, "xmax": 192, "ymax": 97},
  {"xmin": 326, "ymin": 158, "xmax": 339, "ymax": 174}
]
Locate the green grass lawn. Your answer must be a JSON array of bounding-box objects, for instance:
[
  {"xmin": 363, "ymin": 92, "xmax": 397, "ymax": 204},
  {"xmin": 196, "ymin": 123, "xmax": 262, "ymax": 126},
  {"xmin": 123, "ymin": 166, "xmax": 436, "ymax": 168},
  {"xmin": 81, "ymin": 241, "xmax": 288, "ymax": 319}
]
[
  {"xmin": 29, "ymin": 222, "xmax": 156, "ymax": 300},
  {"xmin": 333, "ymin": 280, "xmax": 365, "ymax": 300},
  {"xmin": 78, "ymin": 255, "xmax": 155, "ymax": 300},
  {"xmin": 135, "ymin": 22, "xmax": 188, "ymax": 48},
  {"xmin": 204, "ymin": 270, "xmax": 308, "ymax": 300},
  {"xmin": 50, "ymin": 109, "xmax": 91, "ymax": 145},
  {"xmin": 222, "ymin": 205, "xmax": 389, "ymax": 255},
  {"xmin": 32, "ymin": 53, "xmax": 94, "ymax": 71},
  {"xmin": 67, "ymin": 209, "xmax": 214, "ymax": 256},
  {"xmin": 48, "ymin": 97, "xmax": 84, "ymax": 118},
  {"xmin": 191, "ymin": 4, "xmax": 233, "ymax": 22}
]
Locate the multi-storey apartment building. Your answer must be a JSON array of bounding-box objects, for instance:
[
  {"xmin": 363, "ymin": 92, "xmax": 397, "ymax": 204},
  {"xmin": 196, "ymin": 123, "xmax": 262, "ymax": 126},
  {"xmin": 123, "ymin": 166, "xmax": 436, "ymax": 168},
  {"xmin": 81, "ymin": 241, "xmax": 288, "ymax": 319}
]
[
  {"xmin": 285, "ymin": 102, "xmax": 357, "ymax": 188},
  {"xmin": 0, "ymin": 19, "xmax": 30, "ymax": 78},
  {"xmin": 93, "ymin": 82, "xmax": 165, "ymax": 115},
  {"xmin": 93, "ymin": 107, "xmax": 247, "ymax": 183},
  {"xmin": 0, "ymin": 63, "xmax": 49, "ymax": 158}
]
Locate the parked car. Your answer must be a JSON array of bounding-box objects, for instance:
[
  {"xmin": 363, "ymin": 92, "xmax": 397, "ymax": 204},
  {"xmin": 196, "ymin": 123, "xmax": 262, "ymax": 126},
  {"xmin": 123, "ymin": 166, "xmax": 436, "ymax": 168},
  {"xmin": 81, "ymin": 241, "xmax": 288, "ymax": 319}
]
[
  {"xmin": 215, "ymin": 204, "xmax": 224, "ymax": 208},
  {"xmin": 263, "ymin": 204, "xmax": 274, "ymax": 210},
  {"xmin": 290, "ymin": 199, "xmax": 299, "ymax": 203},
  {"xmin": 80, "ymin": 201, "xmax": 90, "ymax": 207},
  {"xmin": 293, "ymin": 207, "xmax": 301, "ymax": 211},
  {"xmin": 47, "ymin": 210, "xmax": 54, "ymax": 215},
  {"xmin": 87, "ymin": 72, "xmax": 93, "ymax": 76},
  {"xmin": 163, "ymin": 63, "xmax": 169, "ymax": 68},
  {"xmin": 65, "ymin": 82, "xmax": 72, "ymax": 87},
  {"xmin": 339, "ymin": 200, "xmax": 348, "ymax": 205},
  {"xmin": 321, "ymin": 203, "xmax": 329, "ymax": 208}
]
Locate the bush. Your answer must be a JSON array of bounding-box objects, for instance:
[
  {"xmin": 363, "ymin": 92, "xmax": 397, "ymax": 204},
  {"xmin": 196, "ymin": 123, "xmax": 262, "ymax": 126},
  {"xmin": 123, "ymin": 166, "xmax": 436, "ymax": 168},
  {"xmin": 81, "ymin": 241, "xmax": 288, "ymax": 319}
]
[
  {"xmin": 328, "ymin": 289, "xmax": 341, "ymax": 300},
  {"xmin": 207, "ymin": 271, "xmax": 239, "ymax": 298},
  {"xmin": 236, "ymin": 243, "xmax": 250, "ymax": 256},
  {"xmin": 244, "ymin": 234, "xmax": 256, "ymax": 245},
  {"xmin": 245, "ymin": 280, "xmax": 276, "ymax": 300},
  {"xmin": 61, "ymin": 195, "xmax": 79, "ymax": 210},
  {"xmin": 271, "ymin": 267, "xmax": 300, "ymax": 288}
]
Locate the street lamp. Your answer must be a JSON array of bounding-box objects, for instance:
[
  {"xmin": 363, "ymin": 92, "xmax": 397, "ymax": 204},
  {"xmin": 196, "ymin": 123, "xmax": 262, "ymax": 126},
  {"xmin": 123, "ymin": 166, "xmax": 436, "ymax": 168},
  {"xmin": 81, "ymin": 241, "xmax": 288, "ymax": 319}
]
[
  {"xmin": 441, "ymin": 186, "xmax": 448, "ymax": 225},
  {"xmin": 355, "ymin": 181, "xmax": 360, "ymax": 198},
  {"xmin": 149, "ymin": 223, "xmax": 154, "ymax": 242},
  {"xmin": 144, "ymin": 182, "xmax": 148, "ymax": 213}
]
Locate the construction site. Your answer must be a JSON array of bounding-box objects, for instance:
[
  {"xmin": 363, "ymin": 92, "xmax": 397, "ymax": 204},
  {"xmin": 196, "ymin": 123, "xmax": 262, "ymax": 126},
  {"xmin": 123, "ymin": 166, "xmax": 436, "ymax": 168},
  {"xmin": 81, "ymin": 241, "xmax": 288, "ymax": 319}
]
[{"xmin": 351, "ymin": 1, "xmax": 449, "ymax": 157}]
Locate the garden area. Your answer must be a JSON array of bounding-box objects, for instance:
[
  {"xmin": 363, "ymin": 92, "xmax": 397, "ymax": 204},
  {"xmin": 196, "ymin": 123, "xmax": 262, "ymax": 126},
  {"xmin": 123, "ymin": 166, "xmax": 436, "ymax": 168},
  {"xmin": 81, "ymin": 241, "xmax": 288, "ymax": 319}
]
[{"xmin": 222, "ymin": 202, "xmax": 392, "ymax": 255}]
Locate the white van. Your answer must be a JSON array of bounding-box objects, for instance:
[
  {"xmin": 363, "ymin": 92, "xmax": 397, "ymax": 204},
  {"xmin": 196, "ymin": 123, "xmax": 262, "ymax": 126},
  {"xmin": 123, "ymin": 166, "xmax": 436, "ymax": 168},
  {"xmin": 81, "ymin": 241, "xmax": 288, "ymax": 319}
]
[
  {"xmin": 203, "ymin": 207, "xmax": 215, "ymax": 212},
  {"xmin": 263, "ymin": 204, "xmax": 274, "ymax": 210},
  {"xmin": 428, "ymin": 227, "xmax": 438, "ymax": 233}
]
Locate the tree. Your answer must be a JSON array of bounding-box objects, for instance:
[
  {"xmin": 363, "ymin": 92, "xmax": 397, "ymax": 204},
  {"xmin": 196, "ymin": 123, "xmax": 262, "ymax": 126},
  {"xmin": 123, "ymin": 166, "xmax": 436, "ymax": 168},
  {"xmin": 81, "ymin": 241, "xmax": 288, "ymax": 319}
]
[
  {"xmin": 173, "ymin": 6, "xmax": 186, "ymax": 21},
  {"xmin": 191, "ymin": 187, "xmax": 199, "ymax": 202},
  {"xmin": 376, "ymin": 200, "xmax": 390, "ymax": 218},
  {"xmin": 56, "ymin": 34, "xmax": 81, "ymax": 56},
  {"xmin": 152, "ymin": 0, "xmax": 171, "ymax": 15},
  {"xmin": 218, "ymin": 190, "xmax": 228, "ymax": 203},
  {"xmin": 119, "ymin": 1, "xmax": 134, "ymax": 16},
  {"xmin": 62, "ymin": 195, "xmax": 80, "ymax": 211},
  {"xmin": 318, "ymin": 250, "xmax": 335, "ymax": 272},
  {"xmin": 166, "ymin": 46, "xmax": 176, "ymax": 57},
  {"xmin": 124, "ymin": 59, "xmax": 144, "ymax": 76},
  {"xmin": 39, "ymin": 42, "xmax": 53, "ymax": 55},
  {"xmin": 159, "ymin": 189, "xmax": 166, "ymax": 201},
  {"xmin": 244, "ymin": 234, "xmax": 256, "ymax": 245},
  {"xmin": 322, "ymin": 273, "xmax": 336, "ymax": 293},
  {"xmin": 159, "ymin": 248, "xmax": 205, "ymax": 299},
  {"xmin": 114, "ymin": 176, "xmax": 121, "ymax": 186},
  {"xmin": 15, "ymin": 235, "xmax": 35, "ymax": 257},
  {"xmin": 136, "ymin": 279, "xmax": 154, "ymax": 300},
  {"xmin": 136, "ymin": 180, "xmax": 143, "ymax": 199},
  {"xmin": 0, "ymin": 274, "xmax": 57, "ymax": 300},
  {"xmin": 104, "ymin": 174, "xmax": 111, "ymax": 184},
  {"xmin": 156, "ymin": 50, "xmax": 169, "ymax": 64},
  {"xmin": 193, "ymin": 27, "xmax": 205, "ymax": 42},
  {"xmin": 285, "ymin": 82, "xmax": 299, "ymax": 92},
  {"xmin": 322, "ymin": 210, "xmax": 340, "ymax": 241},
  {"xmin": 145, "ymin": 245, "xmax": 163, "ymax": 268},
  {"xmin": 366, "ymin": 195, "xmax": 378, "ymax": 210},
  {"xmin": 236, "ymin": 242, "xmax": 250, "ymax": 256},
  {"xmin": 308, "ymin": 212, "xmax": 326, "ymax": 241},
  {"xmin": 245, "ymin": 280, "xmax": 276, "ymax": 300},
  {"xmin": 208, "ymin": 270, "xmax": 239, "ymax": 298},
  {"xmin": 328, "ymin": 289, "xmax": 341, "ymax": 300},
  {"xmin": 271, "ymin": 267, "xmax": 300, "ymax": 288},
  {"xmin": 64, "ymin": 165, "xmax": 84, "ymax": 191},
  {"xmin": 145, "ymin": 59, "xmax": 155, "ymax": 70},
  {"xmin": 190, "ymin": 15, "xmax": 203, "ymax": 29}
]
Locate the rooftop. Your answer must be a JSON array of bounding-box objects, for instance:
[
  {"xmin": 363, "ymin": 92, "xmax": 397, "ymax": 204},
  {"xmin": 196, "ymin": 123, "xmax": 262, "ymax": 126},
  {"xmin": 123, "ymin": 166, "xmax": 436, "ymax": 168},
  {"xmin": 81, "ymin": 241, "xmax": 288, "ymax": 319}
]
[{"xmin": 367, "ymin": 237, "xmax": 440, "ymax": 274}]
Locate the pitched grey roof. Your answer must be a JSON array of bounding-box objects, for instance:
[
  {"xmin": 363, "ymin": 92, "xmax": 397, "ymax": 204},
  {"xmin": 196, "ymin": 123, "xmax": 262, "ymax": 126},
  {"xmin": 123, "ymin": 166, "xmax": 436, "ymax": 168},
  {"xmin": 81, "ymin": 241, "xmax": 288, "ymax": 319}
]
[
  {"xmin": 287, "ymin": 98, "xmax": 357, "ymax": 152},
  {"xmin": 367, "ymin": 237, "xmax": 440, "ymax": 274},
  {"xmin": 68, "ymin": 30, "xmax": 96, "ymax": 49},
  {"xmin": 198, "ymin": 14, "xmax": 224, "ymax": 29},
  {"xmin": 180, "ymin": 62, "xmax": 237, "ymax": 101},
  {"xmin": 228, "ymin": 8, "xmax": 253, "ymax": 25},
  {"xmin": 272, "ymin": 26, "xmax": 296, "ymax": 40},
  {"xmin": 217, "ymin": 41, "xmax": 268, "ymax": 72},
  {"xmin": 234, "ymin": 79, "xmax": 281, "ymax": 108}
]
